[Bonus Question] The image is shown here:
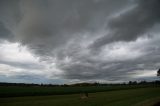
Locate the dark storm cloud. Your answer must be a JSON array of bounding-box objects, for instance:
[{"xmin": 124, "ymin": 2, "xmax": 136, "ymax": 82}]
[
  {"xmin": 0, "ymin": 22, "xmax": 11, "ymax": 39},
  {"xmin": 0, "ymin": 0, "xmax": 22, "ymax": 42},
  {"xmin": 0, "ymin": 0, "xmax": 159, "ymax": 83},
  {"xmin": 0, "ymin": 0, "xmax": 131, "ymax": 53},
  {"xmin": 59, "ymin": 35, "xmax": 160, "ymax": 81},
  {"xmin": 91, "ymin": 0, "xmax": 160, "ymax": 49},
  {"xmin": 14, "ymin": 0, "xmax": 130, "ymax": 58}
]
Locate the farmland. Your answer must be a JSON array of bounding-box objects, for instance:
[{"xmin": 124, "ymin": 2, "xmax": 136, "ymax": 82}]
[
  {"xmin": 0, "ymin": 85, "xmax": 160, "ymax": 106},
  {"xmin": 0, "ymin": 84, "xmax": 156, "ymax": 97}
]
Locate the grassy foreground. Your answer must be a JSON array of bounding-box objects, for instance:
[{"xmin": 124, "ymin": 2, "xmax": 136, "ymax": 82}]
[{"xmin": 0, "ymin": 87, "xmax": 160, "ymax": 106}]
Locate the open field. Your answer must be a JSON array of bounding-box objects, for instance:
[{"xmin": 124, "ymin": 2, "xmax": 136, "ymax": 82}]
[
  {"xmin": 0, "ymin": 85, "xmax": 156, "ymax": 97},
  {"xmin": 0, "ymin": 87, "xmax": 160, "ymax": 106}
]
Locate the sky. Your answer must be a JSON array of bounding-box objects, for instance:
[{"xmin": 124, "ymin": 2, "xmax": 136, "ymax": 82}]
[{"xmin": 0, "ymin": 0, "xmax": 160, "ymax": 84}]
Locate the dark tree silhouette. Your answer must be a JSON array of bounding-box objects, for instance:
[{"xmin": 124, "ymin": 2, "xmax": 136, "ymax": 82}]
[{"xmin": 157, "ymin": 69, "xmax": 160, "ymax": 76}]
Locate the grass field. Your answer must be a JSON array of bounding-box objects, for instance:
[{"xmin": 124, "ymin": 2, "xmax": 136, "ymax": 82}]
[
  {"xmin": 0, "ymin": 85, "xmax": 155, "ymax": 97},
  {"xmin": 0, "ymin": 87, "xmax": 160, "ymax": 106}
]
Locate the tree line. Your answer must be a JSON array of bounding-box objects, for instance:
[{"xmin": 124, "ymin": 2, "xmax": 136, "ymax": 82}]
[
  {"xmin": 0, "ymin": 69, "xmax": 159, "ymax": 87},
  {"xmin": 0, "ymin": 80, "xmax": 159, "ymax": 87}
]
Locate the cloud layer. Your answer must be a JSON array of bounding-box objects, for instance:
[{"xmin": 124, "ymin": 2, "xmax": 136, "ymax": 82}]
[{"xmin": 0, "ymin": 0, "xmax": 160, "ymax": 83}]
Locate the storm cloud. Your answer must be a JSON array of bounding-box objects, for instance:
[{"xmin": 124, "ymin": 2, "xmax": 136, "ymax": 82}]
[
  {"xmin": 91, "ymin": 0, "xmax": 160, "ymax": 49},
  {"xmin": 0, "ymin": 0, "xmax": 160, "ymax": 83}
]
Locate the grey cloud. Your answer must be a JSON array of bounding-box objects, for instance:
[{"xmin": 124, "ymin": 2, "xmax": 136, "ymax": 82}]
[
  {"xmin": 0, "ymin": 0, "xmax": 131, "ymax": 57},
  {"xmin": 0, "ymin": 0, "xmax": 21, "ymax": 31},
  {"xmin": 0, "ymin": 0, "xmax": 160, "ymax": 83},
  {"xmin": 0, "ymin": 22, "xmax": 11, "ymax": 39},
  {"xmin": 0, "ymin": 0, "xmax": 21, "ymax": 42},
  {"xmin": 58, "ymin": 35, "xmax": 160, "ymax": 81},
  {"xmin": 0, "ymin": 60, "xmax": 44, "ymax": 70},
  {"xmin": 91, "ymin": 0, "xmax": 160, "ymax": 49}
]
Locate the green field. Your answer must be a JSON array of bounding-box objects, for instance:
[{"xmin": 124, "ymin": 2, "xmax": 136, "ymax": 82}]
[
  {"xmin": 0, "ymin": 86, "xmax": 160, "ymax": 106},
  {"xmin": 0, "ymin": 85, "xmax": 155, "ymax": 97}
]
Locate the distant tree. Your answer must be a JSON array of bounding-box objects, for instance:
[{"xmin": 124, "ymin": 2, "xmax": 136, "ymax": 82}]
[
  {"xmin": 129, "ymin": 81, "xmax": 132, "ymax": 85},
  {"xmin": 139, "ymin": 80, "xmax": 146, "ymax": 84},
  {"xmin": 132, "ymin": 81, "xmax": 137, "ymax": 85},
  {"xmin": 157, "ymin": 69, "xmax": 160, "ymax": 76}
]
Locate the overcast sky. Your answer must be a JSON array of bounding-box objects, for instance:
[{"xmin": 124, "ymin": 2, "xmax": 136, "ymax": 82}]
[{"xmin": 0, "ymin": 0, "xmax": 160, "ymax": 84}]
